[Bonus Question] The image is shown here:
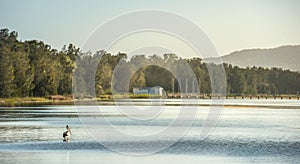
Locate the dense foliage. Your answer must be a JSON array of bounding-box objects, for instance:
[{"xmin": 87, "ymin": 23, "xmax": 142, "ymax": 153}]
[
  {"xmin": 0, "ymin": 29, "xmax": 299, "ymax": 98},
  {"xmin": 0, "ymin": 29, "xmax": 78, "ymax": 97}
]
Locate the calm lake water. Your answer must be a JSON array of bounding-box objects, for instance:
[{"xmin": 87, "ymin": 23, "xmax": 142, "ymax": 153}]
[{"xmin": 0, "ymin": 99, "xmax": 299, "ymax": 163}]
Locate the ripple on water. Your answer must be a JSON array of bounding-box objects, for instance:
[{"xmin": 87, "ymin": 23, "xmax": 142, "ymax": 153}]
[{"xmin": 0, "ymin": 139, "xmax": 299, "ymax": 158}]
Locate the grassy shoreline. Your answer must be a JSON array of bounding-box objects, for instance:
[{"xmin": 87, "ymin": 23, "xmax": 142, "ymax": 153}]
[{"xmin": 0, "ymin": 95, "xmax": 299, "ymax": 108}]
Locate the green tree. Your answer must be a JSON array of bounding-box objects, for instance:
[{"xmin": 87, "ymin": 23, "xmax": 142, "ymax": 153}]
[
  {"xmin": 0, "ymin": 47, "xmax": 15, "ymax": 97},
  {"xmin": 58, "ymin": 44, "xmax": 78, "ymax": 95},
  {"xmin": 227, "ymin": 66, "xmax": 246, "ymax": 95}
]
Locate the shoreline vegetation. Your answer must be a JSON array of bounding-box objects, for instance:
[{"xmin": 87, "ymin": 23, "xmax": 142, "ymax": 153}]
[
  {"xmin": 0, "ymin": 94, "xmax": 299, "ymax": 107},
  {"xmin": 1, "ymin": 28, "xmax": 300, "ymax": 100}
]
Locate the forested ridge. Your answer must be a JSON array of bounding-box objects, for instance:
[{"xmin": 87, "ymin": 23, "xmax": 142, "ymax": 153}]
[
  {"xmin": 206, "ymin": 45, "xmax": 300, "ymax": 72},
  {"xmin": 0, "ymin": 28, "xmax": 300, "ymax": 98}
]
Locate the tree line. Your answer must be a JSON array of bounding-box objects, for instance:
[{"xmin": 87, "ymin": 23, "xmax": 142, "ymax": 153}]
[
  {"xmin": 0, "ymin": 28, "xmax": 78, "ymax": 98},
  {"xmin": 0, "ymin": 28, "xmax": 299, "ymax": 98}
]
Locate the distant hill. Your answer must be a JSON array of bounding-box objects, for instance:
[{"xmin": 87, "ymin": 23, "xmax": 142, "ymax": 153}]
[{"xmin": 206, "ymin": 45, "xmax": 300, "ymax": 72}]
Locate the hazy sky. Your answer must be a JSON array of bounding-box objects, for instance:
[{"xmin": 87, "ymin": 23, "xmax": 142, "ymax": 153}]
[{"xmin": 1, "ymin": 0, "xmax": 299, "ymax": 56}]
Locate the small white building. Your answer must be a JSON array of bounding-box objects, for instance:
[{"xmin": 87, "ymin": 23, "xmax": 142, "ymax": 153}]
[
  {"xmin": 133, "ymin": 86, "xmax": 164, "ymax": 96},
  {"xmin": 132, "ymin": 87, "xmax": 149, "ymax": 95}
]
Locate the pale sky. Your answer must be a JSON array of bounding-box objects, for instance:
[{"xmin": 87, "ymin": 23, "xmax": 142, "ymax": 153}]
[{"xmin": 1, "ymin": 0, "xmax": 299, "ymax": 56}]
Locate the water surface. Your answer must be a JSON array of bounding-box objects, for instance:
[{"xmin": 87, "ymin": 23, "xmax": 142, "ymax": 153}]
[{"xmin": 0, "ymin": 99, "xmax": 299, "ymax": 163}]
